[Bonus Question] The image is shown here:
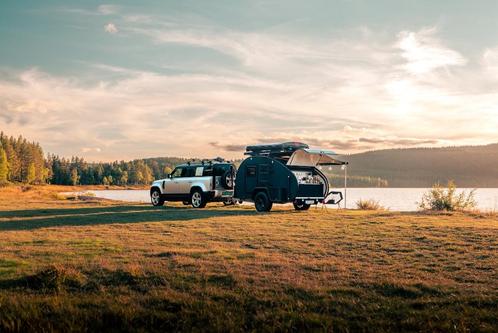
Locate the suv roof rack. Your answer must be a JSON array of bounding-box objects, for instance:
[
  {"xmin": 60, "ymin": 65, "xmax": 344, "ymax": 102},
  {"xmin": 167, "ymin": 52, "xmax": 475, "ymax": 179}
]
[{"xmin": 183, "ymin": 158, "xmax": 227, "ymax": 167}]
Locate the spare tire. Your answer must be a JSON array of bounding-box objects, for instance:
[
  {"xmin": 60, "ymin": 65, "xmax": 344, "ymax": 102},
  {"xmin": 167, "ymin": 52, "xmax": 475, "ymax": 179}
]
[{"xmin": 221, "ymin": 167, "xmax": 235, "ymax": 189}]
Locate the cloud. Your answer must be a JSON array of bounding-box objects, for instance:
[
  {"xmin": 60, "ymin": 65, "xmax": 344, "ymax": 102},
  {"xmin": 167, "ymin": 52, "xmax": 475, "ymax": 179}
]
[
  {"xmin": 104, "ymin": 23, "xmax": 118, "ymax": 34},
  {"xmin": 98, "ymin": 5, "xmax": 119, "ymax": 15},
  {"xmin": 359, "ymin": 137, "xmax": 439, "ymax": 146},
  {"xmin": 2, "ymin": 13, "xmax": 498, "ymax": 161},
  {"xmin": 396, "ymin": 27, "xmax": 466, "ymax": 74},
  {"xmin": 209, "ymin": 142, "xmax": 246, "ymax": 152},
  {"xmin": 82, "ymin": 147, "xmax": 102, "ymax": 153},
  {"xmin": 483, "ymin": 47, "xmax": 498, "ymax": 77}
]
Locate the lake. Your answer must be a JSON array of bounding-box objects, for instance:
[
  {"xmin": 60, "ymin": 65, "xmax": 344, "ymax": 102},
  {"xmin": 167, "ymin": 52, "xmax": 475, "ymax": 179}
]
[{"xmin": 78, "ymin": 188, "xmax": 498, "ymax": 212}]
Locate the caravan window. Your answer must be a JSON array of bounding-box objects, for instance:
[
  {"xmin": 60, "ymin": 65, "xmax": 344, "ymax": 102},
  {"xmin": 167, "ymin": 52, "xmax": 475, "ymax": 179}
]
[{"xmin": 247, "ymin": 166, "xmax": 256, "ymax": 176}]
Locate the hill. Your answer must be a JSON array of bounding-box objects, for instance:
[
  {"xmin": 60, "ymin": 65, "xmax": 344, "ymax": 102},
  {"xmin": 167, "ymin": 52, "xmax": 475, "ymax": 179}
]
[{"xmin": 338, "ymin": 143, "xmax": 498, "ymax": 187}]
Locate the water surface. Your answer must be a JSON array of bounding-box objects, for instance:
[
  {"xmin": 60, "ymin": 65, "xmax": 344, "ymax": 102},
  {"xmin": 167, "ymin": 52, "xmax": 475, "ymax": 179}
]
[{"xmin": 78, "ymin": 188, "xmax": 498, "ymax": 212}]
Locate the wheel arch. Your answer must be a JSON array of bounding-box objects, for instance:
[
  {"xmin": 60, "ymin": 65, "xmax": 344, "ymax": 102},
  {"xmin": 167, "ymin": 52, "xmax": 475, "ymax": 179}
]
[
  {"xmin": 150, "ymin": 186, "xmax": 162, "ymax": 195},
  {"xmin": 252, "ymin": 187, "xmax": 269, "ymax": 200},
  {"xmin": 190, "ymin": 185, "xmax": 204, "ymax": 194}
]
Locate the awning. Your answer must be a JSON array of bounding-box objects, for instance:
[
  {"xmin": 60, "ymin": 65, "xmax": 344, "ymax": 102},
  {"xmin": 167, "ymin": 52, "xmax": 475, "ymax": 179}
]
[{"xmin": 286, "ymin": 149, "xmax": 348, "ymax": 167}]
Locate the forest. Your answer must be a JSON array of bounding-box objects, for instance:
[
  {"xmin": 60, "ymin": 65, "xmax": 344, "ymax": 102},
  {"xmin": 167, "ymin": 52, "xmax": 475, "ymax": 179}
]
[
  {"xmin": 0, "ymin": 132, "xmax": 188, "ymax": 185},
  {"xmin": 2, "ymin": 132, "xmax": 498, "ymax": 187}
]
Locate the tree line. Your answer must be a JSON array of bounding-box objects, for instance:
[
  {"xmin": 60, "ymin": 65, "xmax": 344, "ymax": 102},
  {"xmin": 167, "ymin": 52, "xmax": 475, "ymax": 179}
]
[
  {"xmin": 0, "ymin": 132, "xmax": 47, "ymax": 184},
  {"xmin": 0, "ymin": 132, "xmax": 189, "ymax": 186}
]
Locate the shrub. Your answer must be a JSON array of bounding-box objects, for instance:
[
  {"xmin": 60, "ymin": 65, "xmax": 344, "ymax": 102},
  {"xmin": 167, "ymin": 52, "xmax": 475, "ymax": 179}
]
[
  {"xmin": 356, "ymin": 199, "xmax": 385, "ymax": 210},
  {"xmin": 418, "ymin": 181, "xmax": 476, "ymax": 211}
]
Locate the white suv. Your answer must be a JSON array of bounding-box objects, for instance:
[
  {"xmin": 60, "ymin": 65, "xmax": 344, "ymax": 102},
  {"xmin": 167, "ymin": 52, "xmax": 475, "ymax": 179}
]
[{"xmin": 150, "ymin": 161, "xmax": 236, "ymax": 208}]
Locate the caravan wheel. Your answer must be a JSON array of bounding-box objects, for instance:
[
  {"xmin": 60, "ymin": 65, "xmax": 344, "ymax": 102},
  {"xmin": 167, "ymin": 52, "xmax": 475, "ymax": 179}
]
[
  {"xmin": 254, "ymin": 192, "xmax": 272, "ymax": 212},
  {"xmin": 293, "ymin": 200, "xmax": 311, "ymax": 211}
]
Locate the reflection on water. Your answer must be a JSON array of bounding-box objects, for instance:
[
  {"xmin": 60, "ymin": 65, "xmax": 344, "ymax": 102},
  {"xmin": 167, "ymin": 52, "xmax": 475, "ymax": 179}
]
[{"xmin": 74, "ymin": 188, "xmax": 498, "ymax": 212}]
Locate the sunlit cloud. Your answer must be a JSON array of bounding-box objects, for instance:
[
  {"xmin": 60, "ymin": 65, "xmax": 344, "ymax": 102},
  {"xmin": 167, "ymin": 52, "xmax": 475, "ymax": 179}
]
[
  {"xmin": 396, "ymin": 27, "xmax": 467, "ymax": 74},
  {"xmin": 82, "ymin": 147, "xmax": 102, "ymax": 153},
  {"xmin": 483, "ymin": 46, "xmax": 498, "ymax": 77},
  {"xmin": 104, "ymin": 23, "xmax": 118, "ymax": 34}
]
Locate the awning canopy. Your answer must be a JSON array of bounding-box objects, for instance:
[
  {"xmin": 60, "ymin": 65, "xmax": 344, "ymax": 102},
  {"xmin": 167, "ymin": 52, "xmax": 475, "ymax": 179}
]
[{"xmin": 286, "ymin": 149, "xmax": 348, "ymax": 167}]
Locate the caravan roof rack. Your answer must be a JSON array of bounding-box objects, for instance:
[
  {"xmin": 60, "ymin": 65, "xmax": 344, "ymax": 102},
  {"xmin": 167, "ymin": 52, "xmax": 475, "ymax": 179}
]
[{"xmin": 245, "ymin": 142, "xmax": 309, "ymax": 162}]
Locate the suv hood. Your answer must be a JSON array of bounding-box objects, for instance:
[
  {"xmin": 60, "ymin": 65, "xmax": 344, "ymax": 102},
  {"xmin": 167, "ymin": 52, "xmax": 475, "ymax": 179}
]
[{"xmin": 286, "ymin": 149, "xmax": 347, "ymax": 167}]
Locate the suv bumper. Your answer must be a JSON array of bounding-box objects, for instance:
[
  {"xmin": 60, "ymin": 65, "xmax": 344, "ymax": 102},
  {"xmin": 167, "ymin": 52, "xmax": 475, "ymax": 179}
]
[{"xmin": 206, "ymin": 189, "xmax": 234, "ymax": 201}]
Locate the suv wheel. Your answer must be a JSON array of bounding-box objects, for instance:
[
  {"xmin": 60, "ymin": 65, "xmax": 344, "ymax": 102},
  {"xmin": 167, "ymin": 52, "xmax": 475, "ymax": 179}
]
[
  {"xmin": 151, "ymin": 188, "xmax": 165, "ymax": 207},
  {"xmin": 190, "ymin": 189, "xmax": 207, "ymax": 208},
  {"xmin": 293, "ymin": 200, "xmax": 311, "ymax": 211},
  {"xmin": 254, "ymin": 192, "xmax": 272, "ymax": 212}
]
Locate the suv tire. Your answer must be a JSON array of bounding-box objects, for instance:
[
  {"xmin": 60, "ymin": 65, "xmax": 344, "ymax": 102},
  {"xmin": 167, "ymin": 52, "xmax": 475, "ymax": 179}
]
[
  {"xmin": 190, "ymin": 189, "xmax": 207, "ymax": 208},
  {"xmin": 293, "ymin": 200, "xmax": 311, "ymax": 211},
  {"xmin": 151, "ymin": 188, "xmax": 165, "ymax": 207},
  {"xmin": 254, "ymin": 191, "xmax": 272, "ymax": 212}
]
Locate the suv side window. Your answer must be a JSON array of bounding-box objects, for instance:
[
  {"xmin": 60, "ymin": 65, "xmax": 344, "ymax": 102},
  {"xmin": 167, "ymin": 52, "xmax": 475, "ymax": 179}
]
[
  {"xmin": 213, "ymin": 164, "xmax": 230, "ymax": 176},
  {"xmin": 171, "ymin": 167, "xmax": 183, "ymax": 178},
  {"xmin": 184, "ymin": 167, "xmax": 195, "ymax": 177},
  {"xmin": 203, "ymin": 166, "xmax": 213, "ymax": 176},
  {"xmin": 194, "ymin": 166, "xmax": 204, "ymax": 177}
]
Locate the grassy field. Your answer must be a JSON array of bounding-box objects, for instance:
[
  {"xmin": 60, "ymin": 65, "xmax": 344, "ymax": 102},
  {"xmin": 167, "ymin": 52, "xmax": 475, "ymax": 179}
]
[{"xmin": 0, "ymin": 185, "xmax": 496, "ymax": 332}]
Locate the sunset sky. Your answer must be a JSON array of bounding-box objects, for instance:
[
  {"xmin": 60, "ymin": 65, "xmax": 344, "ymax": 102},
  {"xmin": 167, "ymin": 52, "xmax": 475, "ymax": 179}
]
[{"xmin": 1, "ymin": 1, "xmax": 498, "ymax": 161}]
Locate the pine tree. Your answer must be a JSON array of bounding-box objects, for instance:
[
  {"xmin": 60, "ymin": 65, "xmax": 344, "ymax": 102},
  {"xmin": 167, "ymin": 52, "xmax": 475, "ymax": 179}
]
[
  {"xmin": 70, "ymin": 168, "xmax": 79, "ymax": 185},
  {"xmin": 27, "ymin": 162, "xmax": 36, "ymax": 184},
  {"xmin": 0, "ymin": 145, "xmax": 9, "ymax": 184}
]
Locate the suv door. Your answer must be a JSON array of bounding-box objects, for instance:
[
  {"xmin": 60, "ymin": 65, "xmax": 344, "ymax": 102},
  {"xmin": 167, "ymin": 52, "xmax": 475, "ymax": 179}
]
[
  {"xmin": 166, "ymin": 167, "xmax": 185, "ymax": 194},
  {"xmin": 178, "ymin": 167, "xmax": 196, "ymax": 193}
]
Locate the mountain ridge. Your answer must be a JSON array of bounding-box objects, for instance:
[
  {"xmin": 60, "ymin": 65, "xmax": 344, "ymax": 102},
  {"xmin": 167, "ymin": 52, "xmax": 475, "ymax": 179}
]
[{"xmin": 337, "ymin": 142, "xmax": 498, "ymax": 187}]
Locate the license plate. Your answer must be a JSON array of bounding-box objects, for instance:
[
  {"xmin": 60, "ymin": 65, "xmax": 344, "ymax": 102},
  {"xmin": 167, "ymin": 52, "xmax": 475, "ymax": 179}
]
[
  {"xmin": 222, "ymin": 191, "xmax": 233, "ymax": 197},
  {"xmin": 305, "ymin": 200, "xmax": 315, "ymax": 204}
]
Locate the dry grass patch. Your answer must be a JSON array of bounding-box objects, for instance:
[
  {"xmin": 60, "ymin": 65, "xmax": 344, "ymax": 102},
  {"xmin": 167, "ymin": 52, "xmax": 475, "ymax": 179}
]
[{"xmin": 0, "ymin": 186, "xmax": 497, "ymax": 332}]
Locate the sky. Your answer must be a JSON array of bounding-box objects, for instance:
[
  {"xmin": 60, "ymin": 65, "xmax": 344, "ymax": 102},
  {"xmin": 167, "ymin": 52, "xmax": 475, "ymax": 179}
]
[{"xmin": 1, "ymin": 0, "xmax": 498, "ymax": 161}]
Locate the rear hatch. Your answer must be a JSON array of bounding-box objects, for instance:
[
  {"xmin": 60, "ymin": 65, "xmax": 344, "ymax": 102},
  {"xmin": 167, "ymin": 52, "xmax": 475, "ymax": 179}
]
[{"xmin": 287, "ymin": 149, "xmax": 347, "ymax": 200}]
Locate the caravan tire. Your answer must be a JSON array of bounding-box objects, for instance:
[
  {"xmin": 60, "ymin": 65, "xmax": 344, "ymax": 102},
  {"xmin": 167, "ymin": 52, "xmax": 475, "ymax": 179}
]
[
  {"xmin": 293, "ymin": 201, "xmax": 311, "ymax": 211},
  {"xmin": 254, "ymin": 192, "xmax": 272, "ymax": 212}
]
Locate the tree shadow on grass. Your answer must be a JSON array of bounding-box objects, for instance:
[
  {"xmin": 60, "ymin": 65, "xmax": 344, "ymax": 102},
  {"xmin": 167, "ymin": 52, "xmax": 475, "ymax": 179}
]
[
  {"xmin": 0, "ymin": 205, "xmax": 264, "ymax": 231},
  {"xmin": 0, "ymin": 204, "xmax": 155, "ymax": 218},
  {"xmin": 0, "ymin": 205, "xmax": 152, "ymax": 218}
]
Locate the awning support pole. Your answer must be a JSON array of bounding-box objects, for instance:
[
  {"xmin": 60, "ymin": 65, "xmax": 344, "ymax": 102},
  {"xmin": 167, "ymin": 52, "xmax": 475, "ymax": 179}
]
[{"xmin": 344, "ymin": 165, "xmax": 347, "ymax": 209}]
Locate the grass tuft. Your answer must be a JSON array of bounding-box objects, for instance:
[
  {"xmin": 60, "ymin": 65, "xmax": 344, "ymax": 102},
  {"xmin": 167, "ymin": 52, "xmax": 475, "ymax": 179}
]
[
  {"xmin": 419, "ymin": 181, "xmax": 477, "ymax": 211},
  {"xmin": 355, "ymin": 199, "xmax": 385, "ymax": 210},
  {"xmin": 23, "ymin": 265, "xmax": 86, "ymax": 292}
]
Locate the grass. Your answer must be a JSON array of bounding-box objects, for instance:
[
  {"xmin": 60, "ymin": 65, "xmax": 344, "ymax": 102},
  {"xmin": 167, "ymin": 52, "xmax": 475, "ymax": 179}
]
[
  {"xmin": 0, "ymin": 185, "xmax": 497, "ymax": 332},
  {"xmin": 355, "ymin": 199, "xmax": 386, "ymax": 210}
]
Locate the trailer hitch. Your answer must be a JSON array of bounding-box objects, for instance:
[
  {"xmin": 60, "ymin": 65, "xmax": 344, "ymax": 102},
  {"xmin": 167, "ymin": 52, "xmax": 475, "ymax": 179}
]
[{"xmin": 325, "ymin": 191, "xmax": 343, "ymax": 205}]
